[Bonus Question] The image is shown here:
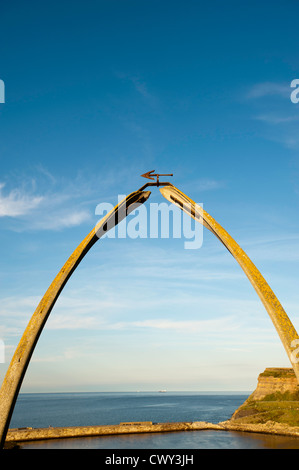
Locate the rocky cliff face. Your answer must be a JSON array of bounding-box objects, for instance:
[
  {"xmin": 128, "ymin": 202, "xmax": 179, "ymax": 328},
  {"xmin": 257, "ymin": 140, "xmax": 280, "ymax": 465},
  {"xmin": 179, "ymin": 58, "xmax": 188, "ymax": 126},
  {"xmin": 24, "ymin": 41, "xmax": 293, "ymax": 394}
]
[
  {"xmin": 230, "ymin": 367, "xmax": 299, "ymax": 422},
  {"xmin": 247, "ymin": 368, "xmax": 299, "ymax": 401}
]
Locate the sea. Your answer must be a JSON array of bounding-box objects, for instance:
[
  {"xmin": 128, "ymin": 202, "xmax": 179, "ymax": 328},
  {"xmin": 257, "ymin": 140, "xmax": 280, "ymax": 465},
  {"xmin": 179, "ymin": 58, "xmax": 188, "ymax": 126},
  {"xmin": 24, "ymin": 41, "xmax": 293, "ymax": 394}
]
[{"xmin": 7, "ymin": 391, "xmax": 299, "ymax": 449}]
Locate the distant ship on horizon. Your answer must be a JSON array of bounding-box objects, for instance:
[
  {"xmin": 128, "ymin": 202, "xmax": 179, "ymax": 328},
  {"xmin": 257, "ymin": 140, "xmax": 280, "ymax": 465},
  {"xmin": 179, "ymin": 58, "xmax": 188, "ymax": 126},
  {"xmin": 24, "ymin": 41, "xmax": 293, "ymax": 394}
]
[{"xmin": 158, "ymin": 389, "xmax": 167, "ymax": 393}]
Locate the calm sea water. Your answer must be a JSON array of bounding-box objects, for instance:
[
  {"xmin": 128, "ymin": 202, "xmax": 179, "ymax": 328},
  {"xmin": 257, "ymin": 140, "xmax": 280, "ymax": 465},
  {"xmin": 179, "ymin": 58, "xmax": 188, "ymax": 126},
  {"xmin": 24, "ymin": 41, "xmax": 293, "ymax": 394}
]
[{"xmin": 8, "ymin": 392, "xmax": 299, "ymax": 449}]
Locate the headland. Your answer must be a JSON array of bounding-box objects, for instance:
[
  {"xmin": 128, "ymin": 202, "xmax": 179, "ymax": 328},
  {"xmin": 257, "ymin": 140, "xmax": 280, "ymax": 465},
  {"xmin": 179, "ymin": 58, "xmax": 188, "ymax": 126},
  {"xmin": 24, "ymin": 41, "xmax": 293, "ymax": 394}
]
[{"xmin": 219, "ymin": 367, "xmax": 299, "ymax": 437}]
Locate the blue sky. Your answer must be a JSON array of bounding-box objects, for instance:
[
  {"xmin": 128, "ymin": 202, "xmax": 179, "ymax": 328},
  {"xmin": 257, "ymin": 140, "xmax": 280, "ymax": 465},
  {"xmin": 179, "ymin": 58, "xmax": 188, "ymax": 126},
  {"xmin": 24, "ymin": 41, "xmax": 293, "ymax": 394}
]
[{"xmin": 1, "ymin": 0, "xmax": 299, "ymax": 392}]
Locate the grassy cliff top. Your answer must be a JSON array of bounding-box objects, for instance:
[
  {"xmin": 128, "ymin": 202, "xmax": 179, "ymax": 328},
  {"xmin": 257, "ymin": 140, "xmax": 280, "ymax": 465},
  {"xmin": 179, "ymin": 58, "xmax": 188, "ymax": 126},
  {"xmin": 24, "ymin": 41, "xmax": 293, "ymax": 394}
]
[{"xmin": 259, "ymin": 368, "xmax": 295, "ymax": 378}]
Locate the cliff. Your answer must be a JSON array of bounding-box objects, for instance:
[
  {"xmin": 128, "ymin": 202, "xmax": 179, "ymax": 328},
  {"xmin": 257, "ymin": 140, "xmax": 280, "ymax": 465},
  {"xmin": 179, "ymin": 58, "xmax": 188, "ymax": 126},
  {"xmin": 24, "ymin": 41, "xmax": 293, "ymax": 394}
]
[
  {"xmin": 245, "ymin": 368, "xmax": 299, "ymax": 401},
  {"xmin": 229, "ymin": 367, "xmax": 299, "ymax": 425}
]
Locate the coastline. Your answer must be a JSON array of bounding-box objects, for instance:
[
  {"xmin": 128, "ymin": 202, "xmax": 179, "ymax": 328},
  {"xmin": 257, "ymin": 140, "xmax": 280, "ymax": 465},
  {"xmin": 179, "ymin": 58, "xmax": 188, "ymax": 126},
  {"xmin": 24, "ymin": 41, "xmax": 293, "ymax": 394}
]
[
  {"xmin": 5, "ymin": 418, "xmax": 299, "ymax": 445},
  {"xmin": 219, "ymin": 420, "xmax": 299, "ymax": 438},
  {"xmin": 4, "ymin": 369, "xmax": 299, "ymax": 446}
]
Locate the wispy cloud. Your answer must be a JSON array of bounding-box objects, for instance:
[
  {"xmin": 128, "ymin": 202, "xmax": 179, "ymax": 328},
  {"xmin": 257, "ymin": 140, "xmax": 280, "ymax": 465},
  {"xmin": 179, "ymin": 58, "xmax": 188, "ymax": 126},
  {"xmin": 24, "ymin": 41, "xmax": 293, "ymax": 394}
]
[
  {"xmin": 116, "ymin": 71, "xmax": 159, "ymax": 109},
  {"xmin": 255, "ymin": 114, "xmax": 299, "ymax": 124},
  {"xmin": 195, "ymin": 178, "xmax": 226, "ymax": 192},
  {"xmin": 244, "ymin": 81, "xmax": 299, "ymax": 150},
  {"xmin": 129, "ymin": 316, "xmax": 239, "ymax": 334},
  {"xmin": 0, "ymin": 183, "xmax": 43, "ymax": 217},
  {"xmin": 32, "ymin": 209, "xmax": 91, "ymax": 231},
  {"xmin": 0, "ymin": 172, "xmax": 95, "ymax": 231},
  {"xmin": 246, "ymin": 81, "xmax": 291, "ymax": 100},
  {"xmin": 131, "ymin": 76, "xmax": 155, "ymax": 102},
  {"xmin": 240, "ymin": 233, "xmax": 299, "ymax": 262},
  {"xmin": 177, "ymin": 177, "xmax": 226, "ymax": 196}
]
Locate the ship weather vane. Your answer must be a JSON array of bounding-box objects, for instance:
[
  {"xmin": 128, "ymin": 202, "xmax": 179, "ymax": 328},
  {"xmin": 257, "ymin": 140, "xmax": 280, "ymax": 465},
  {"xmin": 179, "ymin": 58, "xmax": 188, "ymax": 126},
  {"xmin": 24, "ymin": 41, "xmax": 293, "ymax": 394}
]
[{"xmin": 140, "ymin": 170, "xmax": 173, "ymax": 187}]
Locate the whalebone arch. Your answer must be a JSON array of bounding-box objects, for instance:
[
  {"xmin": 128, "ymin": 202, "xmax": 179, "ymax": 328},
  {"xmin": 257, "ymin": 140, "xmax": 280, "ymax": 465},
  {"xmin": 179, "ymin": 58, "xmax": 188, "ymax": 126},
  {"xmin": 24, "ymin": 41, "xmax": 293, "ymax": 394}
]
[{"xmin": 0, "ymin": 183, "xmax": 299, "ymax": 449}]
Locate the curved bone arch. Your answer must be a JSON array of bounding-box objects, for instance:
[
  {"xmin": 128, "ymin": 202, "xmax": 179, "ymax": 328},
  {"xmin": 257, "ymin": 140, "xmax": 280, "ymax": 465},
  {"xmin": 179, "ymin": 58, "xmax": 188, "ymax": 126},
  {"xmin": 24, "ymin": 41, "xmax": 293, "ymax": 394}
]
[
  {"xmin": 0, "ymin": 190, "xmax": 151, "ymax": 448},
  {"xmin": 1, "ymin": 183, "xmax": 299, "ymax": 448},
  {"xmin": 160, "ymin": 185, "xmax": 299, "ymax": 384}
]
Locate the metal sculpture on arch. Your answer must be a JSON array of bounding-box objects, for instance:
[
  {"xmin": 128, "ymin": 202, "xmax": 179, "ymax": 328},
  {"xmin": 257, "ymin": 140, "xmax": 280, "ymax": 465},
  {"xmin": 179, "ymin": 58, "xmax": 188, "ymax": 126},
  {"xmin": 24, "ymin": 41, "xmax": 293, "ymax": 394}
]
[{"xmin": 0, "ymin": 172, "xmax": 299, "ymax": 448}]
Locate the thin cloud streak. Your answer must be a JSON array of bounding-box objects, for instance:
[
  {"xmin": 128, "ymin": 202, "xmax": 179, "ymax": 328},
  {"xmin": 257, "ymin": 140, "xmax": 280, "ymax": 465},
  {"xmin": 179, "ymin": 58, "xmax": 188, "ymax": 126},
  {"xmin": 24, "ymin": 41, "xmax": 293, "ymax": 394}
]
[
  {"xmin": 255, "ymin": 114, "xmax": 299, "ymax": 124},
  {"xmin": 0, "ymin": 183, "xmax": 43, "ymax": 217},
  {"xmin": 31, "ymin": 209, "xmax": 91, "ymax": 231},
  {"xmin": 246, "ymin": 82, "xmax": 291, "ymax": 99},
  {"xmin": 0, "ymin": 175, "xmax": 94, "ymax": 231},
  {"xmin": 244, "ymin": 81, "xmax": 299, "ymax": 150}
]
